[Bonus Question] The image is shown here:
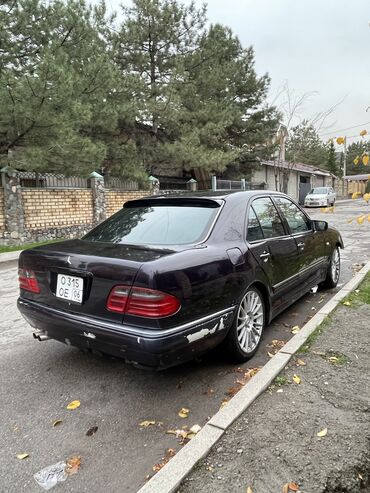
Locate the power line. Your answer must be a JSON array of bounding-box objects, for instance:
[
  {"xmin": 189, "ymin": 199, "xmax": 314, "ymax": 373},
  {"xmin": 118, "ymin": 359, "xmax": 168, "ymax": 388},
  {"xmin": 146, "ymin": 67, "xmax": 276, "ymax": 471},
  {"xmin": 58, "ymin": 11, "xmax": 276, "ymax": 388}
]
[{"xmin": 319, "ymin": 121, "xmax": 370, "ymax": 136}]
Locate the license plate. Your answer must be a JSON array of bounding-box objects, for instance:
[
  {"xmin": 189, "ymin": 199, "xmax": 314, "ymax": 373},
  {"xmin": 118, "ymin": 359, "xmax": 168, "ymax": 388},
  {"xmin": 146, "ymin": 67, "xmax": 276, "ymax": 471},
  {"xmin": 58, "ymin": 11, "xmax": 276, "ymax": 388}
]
[{"xmin": 56, "ymin": 274, "xmax": 83, "ymax": 304}]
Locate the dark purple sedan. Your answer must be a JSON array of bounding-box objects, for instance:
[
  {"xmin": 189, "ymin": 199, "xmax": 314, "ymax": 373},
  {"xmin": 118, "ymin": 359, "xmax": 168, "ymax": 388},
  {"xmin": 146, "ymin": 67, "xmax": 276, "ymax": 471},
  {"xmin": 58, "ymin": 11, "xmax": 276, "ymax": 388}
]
[{"xmin": 17, "ymin": 191, "xmax": 343, "ymax": 369}]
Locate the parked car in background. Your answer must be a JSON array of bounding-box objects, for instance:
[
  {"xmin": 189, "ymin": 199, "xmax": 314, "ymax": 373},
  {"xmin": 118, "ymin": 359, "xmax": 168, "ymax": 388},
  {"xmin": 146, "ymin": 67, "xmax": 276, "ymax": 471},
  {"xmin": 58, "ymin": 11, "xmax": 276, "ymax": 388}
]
[
  {"xmin": 304, "ymin": 186, "xmax": 336, "ymax": 207},
  {"xmin": 18, "ymin": 191, "xmax": 343, "ymax": 370}
]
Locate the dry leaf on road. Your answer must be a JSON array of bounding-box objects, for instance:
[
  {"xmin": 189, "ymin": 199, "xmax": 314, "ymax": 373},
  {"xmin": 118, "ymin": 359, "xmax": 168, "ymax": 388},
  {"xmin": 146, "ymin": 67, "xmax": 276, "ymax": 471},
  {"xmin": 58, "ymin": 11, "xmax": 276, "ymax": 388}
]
[
  {"xmin": 178, "ymin": 407, "xmax": 190, "ymax": 418},
  {"xmin": 291, "ymin": 326, "xmax": 300, "ymax": 334},
  {"xmin": 246, "ymin": 487, "xmax": 253, "ymax": 493},
  {"xmin": 52, "ymin": 420, "xmax": 63, "ymax": 427},
  {"xmin": 66, "ymin": 400, "xmax": 81, "ymax": 410},
  {"xmin": 152, "ymin": 448, "xmax": 176, "ymax": 472},
  {"xmin": 343, "ymin": 301, "xmax": 351, "ymax": 306},
  {"xmin": 292, "ymin": 374, "xmax": 301, "ymax": 384},
  {"xmin": 86, "ymin": 426, "xmax": 98, "ymax": 436},
  {"xmin": 65, "ymin": 456, "xmax": 81, "ymax": 476},
  {"xmin": 140, "ymin": 420, "xmax": 156, "ymax": 428},
  {"xmin": 296, "ymin": 359, "xmax": 306, "ymax": 366},
  {"xmin": 16, "ymin": 453, "xmax": 29, "ymax": 460},
  {"xmin": 317, "ymin": 427, "xmax": 328, "ymax": 437}
]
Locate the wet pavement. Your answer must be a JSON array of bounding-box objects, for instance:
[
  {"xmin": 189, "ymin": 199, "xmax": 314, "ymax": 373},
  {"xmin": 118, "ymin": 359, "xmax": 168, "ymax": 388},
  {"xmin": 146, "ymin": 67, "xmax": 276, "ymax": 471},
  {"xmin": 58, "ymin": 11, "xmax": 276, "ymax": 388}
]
[{"xmin": 0, "ymin": 199, "xmax": 369, "ymax": 493}]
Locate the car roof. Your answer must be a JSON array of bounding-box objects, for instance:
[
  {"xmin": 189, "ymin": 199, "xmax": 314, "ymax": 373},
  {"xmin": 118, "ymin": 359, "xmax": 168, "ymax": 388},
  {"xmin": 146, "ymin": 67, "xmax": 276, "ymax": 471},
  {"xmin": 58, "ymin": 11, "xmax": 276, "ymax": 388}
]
[{"xmin": 139, "ymin": 190, "xmax": 288, "ymax": 202}]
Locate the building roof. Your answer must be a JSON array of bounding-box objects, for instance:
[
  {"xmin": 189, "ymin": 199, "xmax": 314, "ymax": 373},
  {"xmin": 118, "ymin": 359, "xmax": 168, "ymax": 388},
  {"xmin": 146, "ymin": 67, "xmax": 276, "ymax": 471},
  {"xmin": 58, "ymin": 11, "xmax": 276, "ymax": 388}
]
[
  {"xmin": 261, "ymin": 160, "xmax": 334, "ymax": 177},
  {"xmin": 343, "ymin": 174, "xmax": 370, "ymax": 181}
]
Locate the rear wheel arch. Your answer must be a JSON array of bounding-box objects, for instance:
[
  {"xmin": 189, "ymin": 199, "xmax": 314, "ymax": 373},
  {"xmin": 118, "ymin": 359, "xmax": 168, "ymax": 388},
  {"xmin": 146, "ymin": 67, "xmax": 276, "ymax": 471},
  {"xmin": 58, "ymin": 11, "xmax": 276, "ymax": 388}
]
[{"xmin": 249, "ymin": 281, "xmax": 271, "ymax": 324}]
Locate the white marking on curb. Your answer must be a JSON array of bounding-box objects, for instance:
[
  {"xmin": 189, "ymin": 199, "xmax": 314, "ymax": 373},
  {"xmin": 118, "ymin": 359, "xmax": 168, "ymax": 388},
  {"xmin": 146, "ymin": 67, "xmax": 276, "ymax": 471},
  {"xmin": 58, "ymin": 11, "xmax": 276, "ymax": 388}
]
[{"xmin": 137, "ymin": 260, "xmax": 370, "ymax": 493}]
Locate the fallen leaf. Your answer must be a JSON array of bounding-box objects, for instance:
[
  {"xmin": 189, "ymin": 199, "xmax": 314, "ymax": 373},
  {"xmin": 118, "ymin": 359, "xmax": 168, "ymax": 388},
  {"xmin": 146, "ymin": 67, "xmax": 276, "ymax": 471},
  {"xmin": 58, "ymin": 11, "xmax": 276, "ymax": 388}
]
[
  {"xmin": 328, "ymin": 356, "xmax": 339, "ymax": 363},
  {"xmin": 178, "ymin": 407, "xmax": 190, "ymax": 418},
  {"xmin": 139, "ymin": 420, "xmax": 156, "ymax": 428},
  {"xmin": 296, "ymin": 359, "xmax": 306, "ymax": 366},
  {"xmin": 66, "ymin": 400, "xmax": 81, "ymax": 410},
  {"xmin": 291, "ymin": 325, "xmax": 300, "ymax": 334},
  {"xmin": 152, "ymin": 448, "xmax": 176, "ymax": 472},
  {"xmin": 16, "ymin": 453, "xmax": 29, "ymax": 460},
  {"xmin": 267, "ymin": 351, "xmax": 274, "ymax": 358},
  {"xmin": 65, "ymin": 455, "xmax": 81, "ymax": 476},
  {"xmin": 246, "ymin": 487, "xmax": 253, "ymax": 493},
  {"xmin": 343, "ymin": 301, "xmax": 351, "ymax": 306},
  {"xmin": 189, "ymin": 424, "xmax": 201, "ymax": 434},
  {"xmin": 292, "ymin": 374, "xmax": 301, "ymax": 384},
  {"xmin": 52, "ymin": 420, "xmax": 63, "ymax": 427},
  {"xmin": 282, "ymin": 484, "xmax": 289, "ymax": 493},
  {"xmin": 220, "ymin": 400, "xmax": 228, "ymax": 409},
  {"xmin": 288, "ymin": 482, "xmax": 299, "ymax": 491},
  {"xmin": 317, "ymin": 427, "xmax": 328, "ymax": 437},
  {"xmin": 86, "ymin": 426, "xmax": 98, "ymax": 436}
]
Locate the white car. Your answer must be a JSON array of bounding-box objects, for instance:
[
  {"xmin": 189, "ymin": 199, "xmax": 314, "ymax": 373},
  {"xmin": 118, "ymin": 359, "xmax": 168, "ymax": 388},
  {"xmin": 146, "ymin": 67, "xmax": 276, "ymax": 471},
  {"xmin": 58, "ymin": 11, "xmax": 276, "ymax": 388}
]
[{"xmin": 304, "ymin": 187, "xmax": 336, "ymax": 207}]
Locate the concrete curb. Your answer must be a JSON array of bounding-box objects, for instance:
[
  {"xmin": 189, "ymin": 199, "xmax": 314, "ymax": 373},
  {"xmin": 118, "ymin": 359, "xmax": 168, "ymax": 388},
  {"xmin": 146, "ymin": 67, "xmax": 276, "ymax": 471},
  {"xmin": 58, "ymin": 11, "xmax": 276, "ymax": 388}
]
[{"xmin": 137, "ymin": 261, "xmax": 370, "ymax": 493}]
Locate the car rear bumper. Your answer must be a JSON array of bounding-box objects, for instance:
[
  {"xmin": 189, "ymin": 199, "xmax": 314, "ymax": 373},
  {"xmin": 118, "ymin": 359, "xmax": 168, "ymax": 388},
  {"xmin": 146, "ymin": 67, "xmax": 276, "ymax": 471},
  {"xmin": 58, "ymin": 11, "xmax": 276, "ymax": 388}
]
[{"xmin": 18, "ymin": 298, "xmax": 235, "ymax": 369}]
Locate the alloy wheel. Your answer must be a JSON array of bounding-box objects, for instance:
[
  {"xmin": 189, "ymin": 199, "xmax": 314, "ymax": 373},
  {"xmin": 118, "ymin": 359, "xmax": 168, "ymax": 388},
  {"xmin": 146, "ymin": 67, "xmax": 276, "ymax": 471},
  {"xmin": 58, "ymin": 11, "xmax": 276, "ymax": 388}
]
[{"xmin": 236, "ymin": 290, "xmax": 264, "ymax": 354}]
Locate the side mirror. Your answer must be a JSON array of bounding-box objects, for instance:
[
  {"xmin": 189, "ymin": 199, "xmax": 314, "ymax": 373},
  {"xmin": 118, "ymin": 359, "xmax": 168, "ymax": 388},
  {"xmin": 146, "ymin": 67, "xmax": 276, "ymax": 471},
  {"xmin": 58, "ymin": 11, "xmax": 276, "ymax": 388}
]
[{"xmin": 313, "ymin": 220, "xmax": 328, "ymax": 231}]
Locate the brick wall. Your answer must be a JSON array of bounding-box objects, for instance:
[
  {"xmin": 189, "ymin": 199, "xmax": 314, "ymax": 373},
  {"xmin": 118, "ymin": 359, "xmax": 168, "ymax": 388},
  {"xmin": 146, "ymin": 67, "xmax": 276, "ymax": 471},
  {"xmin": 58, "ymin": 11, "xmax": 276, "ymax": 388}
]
[
  {"xmin": 0, "ymin": 188, "xmax": 4, "ymax": 231},
  {"xmin": 22, "ymin": 189, "xmax": 93, "ymax": 229},
  {"xmin": 105, "ymin": 190, "xmax": 150, "ymax": 217}
]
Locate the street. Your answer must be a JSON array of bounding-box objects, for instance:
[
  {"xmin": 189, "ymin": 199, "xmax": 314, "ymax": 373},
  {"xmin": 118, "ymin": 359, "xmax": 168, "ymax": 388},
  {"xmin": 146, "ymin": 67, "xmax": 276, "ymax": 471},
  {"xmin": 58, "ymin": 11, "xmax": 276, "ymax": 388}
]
[{"xmin": 1, "ymin": 199, "xmax": 369, "ymax": 493}]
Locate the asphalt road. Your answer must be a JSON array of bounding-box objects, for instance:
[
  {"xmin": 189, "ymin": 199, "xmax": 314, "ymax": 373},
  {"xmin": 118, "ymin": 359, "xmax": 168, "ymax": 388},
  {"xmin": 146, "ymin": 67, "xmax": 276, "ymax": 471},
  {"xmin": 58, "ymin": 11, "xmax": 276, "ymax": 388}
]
[{"xmin": 1, "ymin": 200, "xmax": 369, "ymax": 493}]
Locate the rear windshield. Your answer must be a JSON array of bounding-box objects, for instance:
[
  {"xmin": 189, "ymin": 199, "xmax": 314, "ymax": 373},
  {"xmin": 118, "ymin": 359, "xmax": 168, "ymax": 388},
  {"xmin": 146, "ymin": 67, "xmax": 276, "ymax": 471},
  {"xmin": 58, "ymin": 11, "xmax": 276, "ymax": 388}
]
[
  {"xmin": 309, "ymin": 187, "xmax": 328, "ymax": 194},
  {"xmin": 83, "ymin": 203, "xmax": 220, "ymax": 246}
]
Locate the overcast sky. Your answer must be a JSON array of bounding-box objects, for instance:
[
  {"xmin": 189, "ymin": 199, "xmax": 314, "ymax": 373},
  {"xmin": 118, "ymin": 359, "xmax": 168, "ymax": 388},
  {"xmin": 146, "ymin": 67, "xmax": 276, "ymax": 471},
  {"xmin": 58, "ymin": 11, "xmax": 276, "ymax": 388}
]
[{"xmin": 111, "ymin": 0, "xmax": 370, "ymax": 144}]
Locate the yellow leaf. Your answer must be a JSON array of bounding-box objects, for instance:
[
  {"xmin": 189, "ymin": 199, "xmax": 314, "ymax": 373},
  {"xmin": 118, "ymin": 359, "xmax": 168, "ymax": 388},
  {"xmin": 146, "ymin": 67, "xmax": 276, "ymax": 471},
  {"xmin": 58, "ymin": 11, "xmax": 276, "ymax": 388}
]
[
  {"xmin": 360, "ymin": 129, "xmax": 368, "ymax": 137},
  {"xmin": 317, "ymin": 427, "xmax": 328, "ymax": 437},
  {"xmin": 291, "ymin": 326, "xmax": 300, "ymax": 334},
  {"xmin": 354, "ymin": 156, "xmax": 360, "ymax": 165},
  {"xmin": 246, "ymin": 487, "xmax": 253, "ymax": 493},
  {"xmin": 363, "ymin": 154, "xmax": 369, "ymax": 166},
  {"xmin": 343, "ymin": 301, "xmax": 351, "ymax": 306},
  {"xmin": 139, "ymin": 420, "xmax": 156, "ymax": 428},
  {"xmin": 267, "ymin": 351, "xmax": 275, "ymax": 358},
  {"xmin": 357, "ymin": 215, "xmax": 366, "ymax": 225},
  {"xmin": 347, "ymin": 218, "xmax": 353, "ymax": 224},
  {"xmin": 282, "ymin": 484, "xmax": 289, "ymax": 493},
  {"xmin": 220, "ymin": 400, "xmax": 228, "ymax": 409},
  {"xmin": 66, "ymin": 400, "xmax": 80, "ymax": 410},
  {"xmin": 52, "ymin": 419, "xmax": 63, "ymax": 427},
  {"xmin": 336, "ymin": 136, "xmax": 345, "ymax": 145},
  {"xmin": 16, "ymin": 453, "xmax": 29, "ymax": 460},
  {"xmin": 296, "ymin": 359, "xmax": 306, "ymax": 366},
  {"xmin": 178, "ymin": 407, "xmax": 190, "ymax": 418},
  {"xmin": 292, "ymin": 374, "xmax": 301, "ymax": 384}
]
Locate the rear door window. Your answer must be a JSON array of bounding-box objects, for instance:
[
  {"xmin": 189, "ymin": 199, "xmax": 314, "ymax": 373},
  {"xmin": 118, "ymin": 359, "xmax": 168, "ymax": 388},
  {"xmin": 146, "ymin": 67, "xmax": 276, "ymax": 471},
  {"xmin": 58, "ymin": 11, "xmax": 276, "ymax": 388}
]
[
  {"xmin": 83, "ymin": 202, "xmax": 220, "ymax": 246},
  {"xmin": 251, "ymin": 197, "xmax": 286, "ymax": 239},
  {"xmin": 247, "ymin": 207, "xmax": 264, "ymax": 242},
  {"xmin": 274, "ymin": 197, "xmax": 311, "ymax": 234}
]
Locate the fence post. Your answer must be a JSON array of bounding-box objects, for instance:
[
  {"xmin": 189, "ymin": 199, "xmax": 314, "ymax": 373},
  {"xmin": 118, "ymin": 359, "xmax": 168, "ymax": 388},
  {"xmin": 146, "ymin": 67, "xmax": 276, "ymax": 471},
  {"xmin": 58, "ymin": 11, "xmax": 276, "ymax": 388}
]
[
  {"xmin": 89, "ymin": 171, "xmax": 106, "ymax": 224},
  {"xmin": 1, "ymin": 166, "xmax": 25, "ymax": 242},
  {"xmin": 241, "ymin": 179, "xmax": 246, "ymax": 190},
  {"xmin": 211, "ymin": 176, "xmax": 217, "ymax": 191},
  {"xmin": 187, "ymin": 178, "xmax": 197, "ymax": 192},
  {"xmin": 148, "ymin": 175, "xmax": 160, "ymax": 195}
]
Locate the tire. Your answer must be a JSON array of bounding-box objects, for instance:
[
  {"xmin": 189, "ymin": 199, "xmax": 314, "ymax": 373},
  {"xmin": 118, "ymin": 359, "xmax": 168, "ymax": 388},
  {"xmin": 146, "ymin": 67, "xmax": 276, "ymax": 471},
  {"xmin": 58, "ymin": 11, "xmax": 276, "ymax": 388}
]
[
  {"xmin": 226, "ymin": 286, "xmax": 265, "ymax": 362},
  {"xmin": 321, "ymin": 246, "xmax": 340, "ymax": 289}
]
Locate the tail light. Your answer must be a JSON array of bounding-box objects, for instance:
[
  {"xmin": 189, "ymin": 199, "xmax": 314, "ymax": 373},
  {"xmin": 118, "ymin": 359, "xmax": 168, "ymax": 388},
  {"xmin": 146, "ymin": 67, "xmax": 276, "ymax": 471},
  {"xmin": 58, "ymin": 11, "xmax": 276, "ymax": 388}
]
[
  {"xmin": 19, "ymin": 268, "xmax": 40, "ymax": 294},
  {"xmin": 106, "ymin": 285, "xmax": 180, "ymax": 318}
]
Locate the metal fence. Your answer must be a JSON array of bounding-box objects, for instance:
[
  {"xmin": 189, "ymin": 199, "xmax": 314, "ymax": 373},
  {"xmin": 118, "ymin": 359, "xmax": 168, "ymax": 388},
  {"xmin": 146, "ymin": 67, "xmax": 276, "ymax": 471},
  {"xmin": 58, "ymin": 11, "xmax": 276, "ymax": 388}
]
[
  {"xmin": 18, "ymin": 171, "xmax": 89, "ymax": 189},
  {"xmin": 212, "ymin": 177, "xmax": 265, "ymax": 191},
  {"xmin": 104, "ymin": 177, "xmax": 139, "ymax": 190}
]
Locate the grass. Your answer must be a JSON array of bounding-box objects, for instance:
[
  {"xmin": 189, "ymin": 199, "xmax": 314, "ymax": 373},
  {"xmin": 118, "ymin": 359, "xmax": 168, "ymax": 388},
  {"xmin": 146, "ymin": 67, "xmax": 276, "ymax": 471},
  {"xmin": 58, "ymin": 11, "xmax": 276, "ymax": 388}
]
[
  {"xmin": 0, "ymin": 239, "xmax": 64, "ymax": 254},
  {"xmin": 274, "ymin": 375, "xmax": 289, "ymax": 386},
  {"xmin": 344, "ymin": 273, "xmax": 370, "ymax": 306}
]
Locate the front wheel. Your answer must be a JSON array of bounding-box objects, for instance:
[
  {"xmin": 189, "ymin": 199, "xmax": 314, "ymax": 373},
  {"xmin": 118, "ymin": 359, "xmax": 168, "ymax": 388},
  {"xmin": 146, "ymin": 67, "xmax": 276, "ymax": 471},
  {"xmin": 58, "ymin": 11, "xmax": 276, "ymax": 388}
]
[
  {"xmin": 225, "ymin": 286, "xmax": 265, "ymax": 362},
  {"xmin": 321, "ymin": 246, "xmax": 340, "ymax": 289}
]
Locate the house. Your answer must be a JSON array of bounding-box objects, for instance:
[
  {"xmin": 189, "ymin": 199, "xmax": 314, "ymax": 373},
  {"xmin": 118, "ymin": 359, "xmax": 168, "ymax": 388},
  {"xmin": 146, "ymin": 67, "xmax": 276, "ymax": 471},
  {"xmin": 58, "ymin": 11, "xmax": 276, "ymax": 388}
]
[
  {"xmin": 343, "ymin": 174, "xmax": 370, "ymax": 196},
  {"xmin": 252, "ymin": 160, "xmax": 336, "ymax": 204}
]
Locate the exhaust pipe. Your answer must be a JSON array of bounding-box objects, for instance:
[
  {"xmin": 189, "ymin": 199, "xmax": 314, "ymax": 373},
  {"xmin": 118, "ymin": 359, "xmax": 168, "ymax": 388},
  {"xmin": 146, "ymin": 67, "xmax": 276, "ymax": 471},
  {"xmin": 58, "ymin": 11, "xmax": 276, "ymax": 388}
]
[{"xmin": 33, "ymin": 331, "xmax": 51, "ymax": 341}]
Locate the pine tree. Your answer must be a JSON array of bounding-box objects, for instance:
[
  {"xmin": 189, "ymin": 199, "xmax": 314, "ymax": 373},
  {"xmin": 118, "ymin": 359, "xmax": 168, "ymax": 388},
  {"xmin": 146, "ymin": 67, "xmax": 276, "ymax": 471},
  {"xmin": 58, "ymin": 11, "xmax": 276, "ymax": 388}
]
[{"xmin": 326, "ymin": 140, "xmax": 338, "ymax": 175}]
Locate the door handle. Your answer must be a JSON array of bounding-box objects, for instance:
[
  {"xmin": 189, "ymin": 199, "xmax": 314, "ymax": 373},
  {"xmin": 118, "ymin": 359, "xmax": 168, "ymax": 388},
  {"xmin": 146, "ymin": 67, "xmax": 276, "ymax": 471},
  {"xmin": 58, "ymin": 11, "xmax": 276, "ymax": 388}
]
[
  {"xmin": 297, "ymin": 241, "xmax": 305, "ymax": 250},
  {"xmin": 260, "ymin": 251, "xmax": 270, "ymax": 262}
]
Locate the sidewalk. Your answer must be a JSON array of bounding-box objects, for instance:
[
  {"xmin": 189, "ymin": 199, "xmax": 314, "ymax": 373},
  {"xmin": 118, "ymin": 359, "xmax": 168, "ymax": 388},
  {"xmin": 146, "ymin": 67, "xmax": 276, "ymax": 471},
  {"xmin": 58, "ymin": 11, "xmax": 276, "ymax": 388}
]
[{"xmin": 179, "ymin": 278, "xmax": 370, "ymax": 492}]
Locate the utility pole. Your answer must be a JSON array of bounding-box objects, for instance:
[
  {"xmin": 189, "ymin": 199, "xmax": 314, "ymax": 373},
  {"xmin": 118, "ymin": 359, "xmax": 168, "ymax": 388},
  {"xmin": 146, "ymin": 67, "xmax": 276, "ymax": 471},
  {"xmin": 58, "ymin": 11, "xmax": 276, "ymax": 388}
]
[{"xmin": 343, "ymin": 136, "xmax": 347, "ymax": 177}]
